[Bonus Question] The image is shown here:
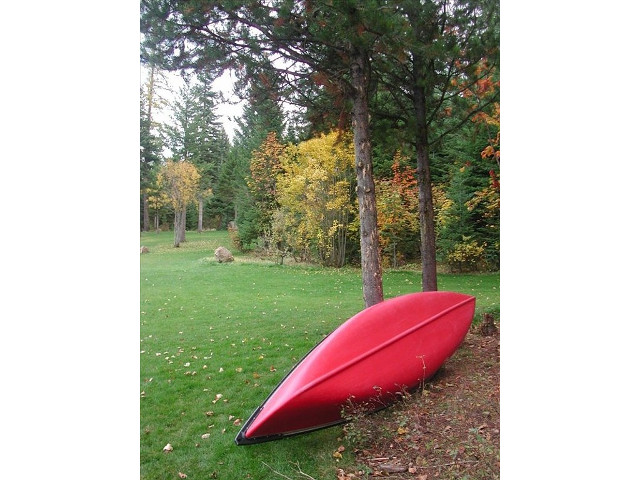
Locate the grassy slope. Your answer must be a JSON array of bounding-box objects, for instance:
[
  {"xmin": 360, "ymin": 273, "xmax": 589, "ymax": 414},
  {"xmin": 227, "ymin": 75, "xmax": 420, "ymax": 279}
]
[{"xmin": 140, "ymin": 230, "xmax": 499, "ymax": 480}]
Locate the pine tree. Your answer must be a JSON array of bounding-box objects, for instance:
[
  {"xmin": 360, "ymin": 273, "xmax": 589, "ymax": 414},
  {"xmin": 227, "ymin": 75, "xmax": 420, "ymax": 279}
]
[{"xmin": 140, "ymin": 64, "xmax": 168, "ymax": 231}]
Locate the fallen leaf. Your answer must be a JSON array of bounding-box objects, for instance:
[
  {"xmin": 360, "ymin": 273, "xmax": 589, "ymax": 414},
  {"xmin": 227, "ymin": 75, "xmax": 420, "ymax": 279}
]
[
  {"xmin": 233, "ymin": 418, "xmax": 243, "ymax": 426},
  {"xmin": 178, "ymin": 472, "xmax": 187, "ymax": 478},
  {"xmin": 163, "ymin": 443, "xmax": 173, "ymax": 453},
  {"xmin": 201, "ymin": 433, "xmax": 210, "ymax": 439},
  {"xmin": 397, "ymin": 426, "xmax": 409, "ymax": 435},
  {"xmin": 205, "ymin": 411, "xmax": 214, "ymax": 416}
]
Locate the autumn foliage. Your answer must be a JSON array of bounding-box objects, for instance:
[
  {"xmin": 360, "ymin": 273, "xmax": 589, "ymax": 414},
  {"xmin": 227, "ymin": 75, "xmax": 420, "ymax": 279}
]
[
  {"xmin": 247, "ymin": 132, "xmax": 286, "ymax": 232},
  {"xmin": 157, "ymin": 159, "xmax": 201, "ymax": 246},
  {"xmin": 275, "ymin": 131, "xmax": 355, "ymax": 266},
  {"xmin": 376, "ymin": 153, "xmax": 420, "ymax": 267}
]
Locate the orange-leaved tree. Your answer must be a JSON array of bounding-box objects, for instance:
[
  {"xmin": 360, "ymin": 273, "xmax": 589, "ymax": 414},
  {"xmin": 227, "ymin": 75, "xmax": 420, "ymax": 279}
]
[
  {"xmin": 247, "ymin": 132, "xmax": 286, "ymax": 239},
  {"xmin": 157, "ymin": 159, "xmax": 201, "ymax": 247},
  {"xmin": 376, "ymin": 152, "xmax": 420, "ymax": 267}
]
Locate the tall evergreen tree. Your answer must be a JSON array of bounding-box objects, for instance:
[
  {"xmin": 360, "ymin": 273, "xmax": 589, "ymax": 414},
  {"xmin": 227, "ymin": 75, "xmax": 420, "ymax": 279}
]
[
  {"xmin": 225, "ymin": 75, "xmax": 286, "ymax": 247},
  {"xmin": 140, "ymin": 64, "xmax": 167, "ymax": 231},
  {"xmin": 190, "ymin": 71, "xmax": 230, "ymax": 231},
  {"xmin": 162, "ymin": 73, "xmax": 230, "ymax": 230}
]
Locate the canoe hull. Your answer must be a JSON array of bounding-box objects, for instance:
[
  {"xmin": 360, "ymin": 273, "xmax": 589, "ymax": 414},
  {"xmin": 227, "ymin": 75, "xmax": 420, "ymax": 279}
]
[{"xmin": 235, "ymin": 291, "xmax": 475, "ymax": 445}]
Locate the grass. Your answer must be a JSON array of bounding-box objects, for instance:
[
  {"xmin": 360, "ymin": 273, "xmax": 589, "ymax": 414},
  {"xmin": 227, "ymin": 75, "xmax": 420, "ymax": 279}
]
[{"xmin": 140, "ymin": 230, "xmax": 499, "ymax": 480}]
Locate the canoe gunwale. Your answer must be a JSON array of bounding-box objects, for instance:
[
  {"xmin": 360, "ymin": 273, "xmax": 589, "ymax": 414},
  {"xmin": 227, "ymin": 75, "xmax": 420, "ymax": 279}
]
[{"xmin": 294, "ymin": 295, "xmax": 474, "ymax": 399}]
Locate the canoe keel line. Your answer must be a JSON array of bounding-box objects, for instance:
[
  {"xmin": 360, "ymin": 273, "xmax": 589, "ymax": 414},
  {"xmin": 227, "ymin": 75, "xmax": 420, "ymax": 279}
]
[{"xmin": 235, "ymin": 291, "xmax": 475, "ymax": 445}]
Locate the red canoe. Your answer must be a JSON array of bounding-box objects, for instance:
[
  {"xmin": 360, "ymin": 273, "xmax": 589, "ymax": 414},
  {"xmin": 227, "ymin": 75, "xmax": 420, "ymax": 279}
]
[{"xmin": 235, "ymin": 291, "xmax": 475, "ymax": 445}]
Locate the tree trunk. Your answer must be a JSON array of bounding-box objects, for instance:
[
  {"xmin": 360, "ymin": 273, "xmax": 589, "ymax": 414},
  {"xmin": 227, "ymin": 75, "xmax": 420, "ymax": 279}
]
[
  {"xmin": 198, "ymin": 198, "xmax": 204, "ymax": 233},
  {"xmin": 179, "ymin": 209, "xmax": 187, "ymax": 243},
  {"xmin": 413, "ymin": 84, "xmax": 438, "ymax": 291},
  {"xmin": 351, "ymin": 47, "xmax": 383, "ymax": 308},
  {"xmin": 173, "ymin": 208, "xmax": 183, "ymax": 247},
  {"xmin": 409, "ymin": 31, "xmax": 439, "ymax": 292},
  {"xmin": 142, "ymin": 192, "xmax": 150, "ymax": 231},
  {"xmin": 174, "ymin": 207, "xmax": 188, "ymax": 246}
]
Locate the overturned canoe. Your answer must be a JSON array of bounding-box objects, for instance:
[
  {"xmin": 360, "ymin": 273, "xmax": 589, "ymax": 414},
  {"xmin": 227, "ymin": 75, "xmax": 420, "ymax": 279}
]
[{"xmin": 235, "ymin": 291, "xmax": 475, "ymax": 445}]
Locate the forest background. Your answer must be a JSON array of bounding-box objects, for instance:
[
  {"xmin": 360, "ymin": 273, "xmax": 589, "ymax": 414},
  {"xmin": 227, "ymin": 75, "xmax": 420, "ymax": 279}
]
[
  {"xmin": 139, "ymin": 0, "xmax": 501, "ymax": 309},
  {"xmin": 140, "ymin": 28, "xmax": 500, "ymax": 276},
  {"xmin": 3, "ymin": 2, "xmax": 640, "ymax": 480}
]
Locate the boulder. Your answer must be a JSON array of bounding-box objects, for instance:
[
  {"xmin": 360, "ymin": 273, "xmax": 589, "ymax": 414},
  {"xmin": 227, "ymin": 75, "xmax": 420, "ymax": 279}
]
[{"xmin": 214, "ymin": 246, "xmax": 234, "ymax": 263}]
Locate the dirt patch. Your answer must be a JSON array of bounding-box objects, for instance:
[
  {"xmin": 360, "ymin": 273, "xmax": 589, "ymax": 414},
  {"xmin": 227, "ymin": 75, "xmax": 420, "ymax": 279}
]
[{"xmin": 336, "ymin": 326, "xmax": 500, "ymax": 479}]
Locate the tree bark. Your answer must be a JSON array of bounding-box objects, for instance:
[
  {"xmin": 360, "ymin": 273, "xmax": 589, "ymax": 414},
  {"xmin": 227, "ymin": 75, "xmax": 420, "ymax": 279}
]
[
  {"xmin": 142, "ymin": 192, "xmax": 150, "ymax": 232},
  {"xmin": 198, "ymin": 198, "xmax": 204, "ymax": 233},
  {"xmin": 351, "ymin": 47, "xmax": 383, "ymax": 308},
  {"xmin": 180, "ymin": 209, "xmax": 187, "ymax": 243},
  {"xmin": 174, "ymin": 207, "xmax": 188, "ymax": 246},
  {"xmin": 173, "ymin": 208, "xmax": 183, "ymax": 247},
  {"xmin": 413, "ymin": 77, "xmax": 438, "ymax": 291}
]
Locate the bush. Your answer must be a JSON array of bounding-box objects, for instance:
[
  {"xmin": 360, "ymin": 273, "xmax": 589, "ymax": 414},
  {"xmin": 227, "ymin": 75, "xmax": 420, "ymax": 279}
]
[{"xmin": 446, "ymin": 237, "xmax": 486, "ymax": 272}]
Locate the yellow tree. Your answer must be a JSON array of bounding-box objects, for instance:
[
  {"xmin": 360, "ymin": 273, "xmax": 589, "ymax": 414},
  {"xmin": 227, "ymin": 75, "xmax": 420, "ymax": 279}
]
[
  {"xmin": 157, "ymin": 159, "xmax": 201, "ymax": 247},
  {"xmin": 146, "ymin": 185, "xmax": 170, "ymax": 233},
  {"xmin": 276, "ymin": 131, "xmax": 356, "ymax": 267}
]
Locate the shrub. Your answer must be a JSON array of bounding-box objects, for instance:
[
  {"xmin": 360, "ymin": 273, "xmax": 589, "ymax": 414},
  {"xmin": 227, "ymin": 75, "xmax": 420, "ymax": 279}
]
[{"xmin": 446, "ymin": 237, "xmax": 486, "ymax": 272}]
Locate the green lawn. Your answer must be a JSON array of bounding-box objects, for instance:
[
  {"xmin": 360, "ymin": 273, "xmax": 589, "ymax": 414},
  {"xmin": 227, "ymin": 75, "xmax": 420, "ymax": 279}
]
[{"xmin": 140, "ymin": 230, "xmax": 499, "ymax": 480}]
